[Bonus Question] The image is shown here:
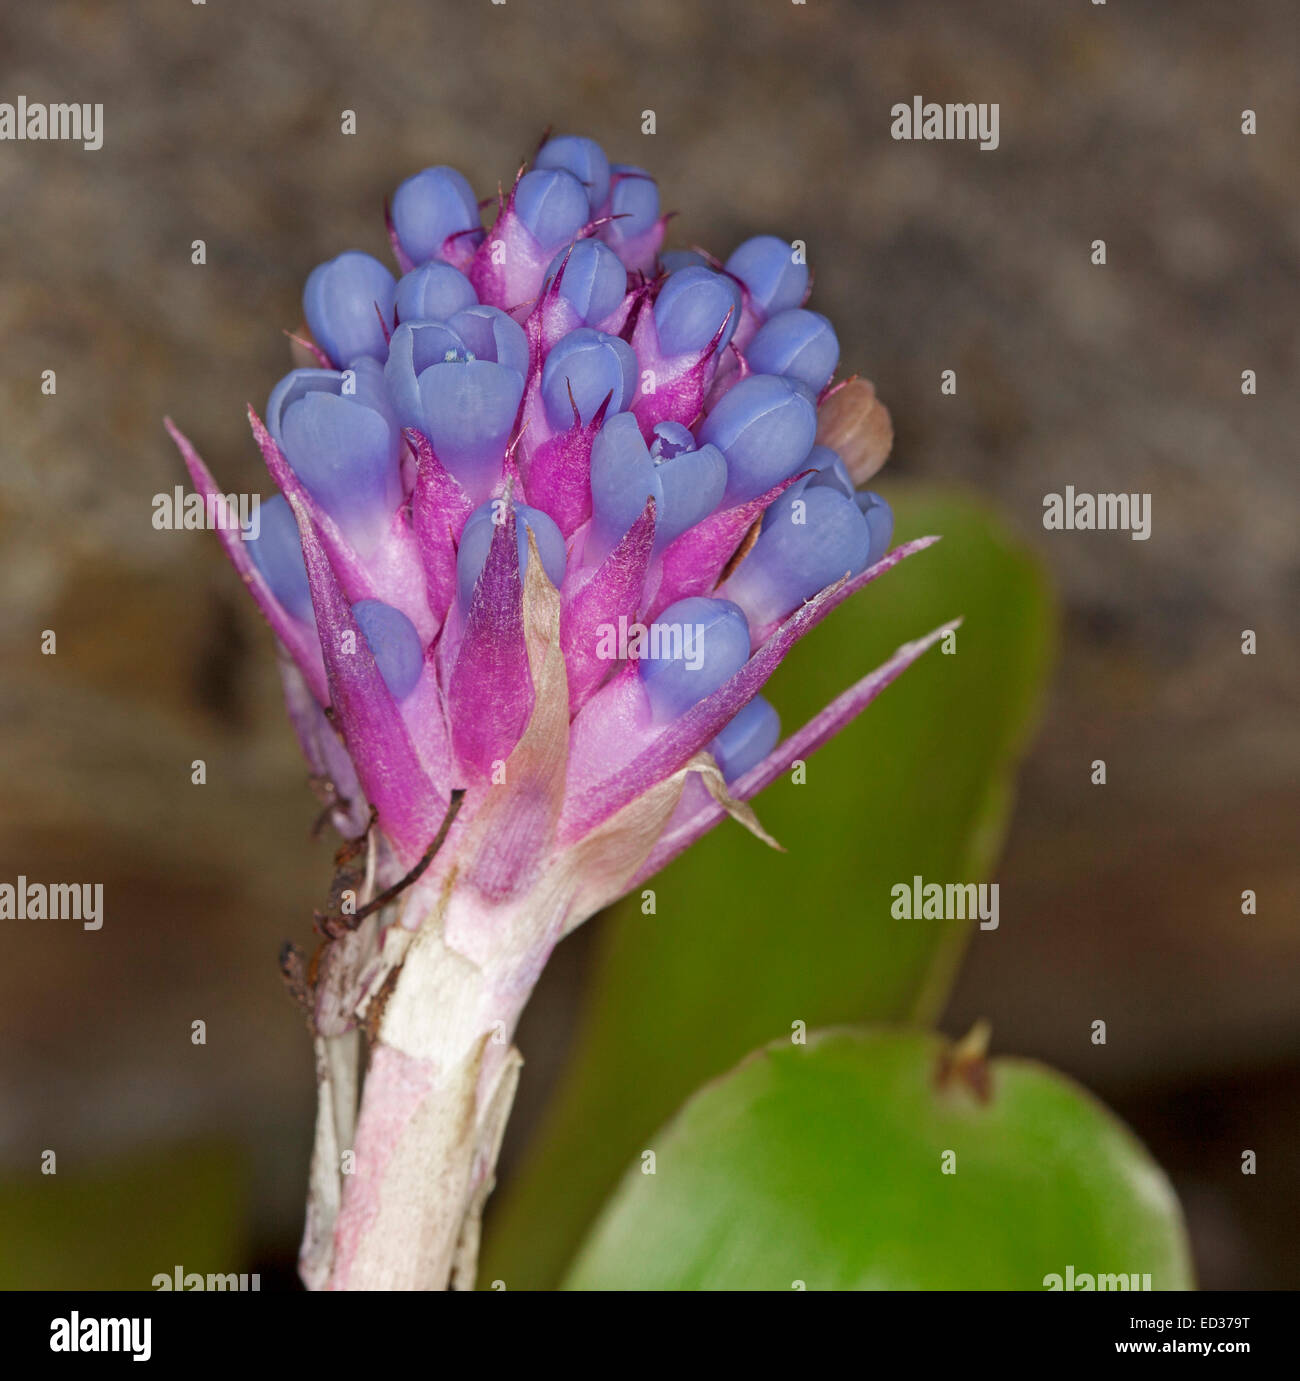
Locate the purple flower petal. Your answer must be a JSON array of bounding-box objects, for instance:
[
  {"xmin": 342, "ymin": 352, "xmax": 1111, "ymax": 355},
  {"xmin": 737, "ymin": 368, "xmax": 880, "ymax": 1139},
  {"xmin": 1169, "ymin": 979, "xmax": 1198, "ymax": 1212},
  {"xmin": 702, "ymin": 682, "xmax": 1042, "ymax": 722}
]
[
  {"xmin": 447, "ymin": 503, "xmax": 533, "ymax": 778},
  {"xmin": 288, "ymin": 495, "xmax": 443, "ymax": 864},
  {"xmin": 165, "ymin": 418, "xmax": 327, "ymax": 702},
  {"xmin": 635, "ymin": 617, "xmax": 959, "ymax": 879},
  {"xmin": 275, "ymin": 651, "xmax": 369, "ymax": 839},
  {"xmin": 561, "ymin": 495, "xmax": 656, "ymax": 712},
  {"xmin": 456, "ymin": 500, "xmax": 566, "ymax": 611},
  {"xmin": 561, "ymin": 534, "xmax": 941, "ymax": 840},
  {"xmin": 408, "ymin": 427, "xmax": 475, "ymax": 629},
  {"xmin": 648, "ymin": 469, "xmax": 807, "ymax": 619},
  {"xmin": 246, "ymin": 405, "xmax": 375, "ymax": 601}
]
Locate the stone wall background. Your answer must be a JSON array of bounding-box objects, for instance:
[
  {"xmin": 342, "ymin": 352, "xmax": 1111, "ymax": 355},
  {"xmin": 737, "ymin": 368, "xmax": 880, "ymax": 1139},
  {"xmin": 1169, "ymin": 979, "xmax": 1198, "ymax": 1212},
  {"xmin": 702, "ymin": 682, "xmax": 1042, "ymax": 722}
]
[{"xmin": 0, "ymin": 0, "xmax": 1295, "ymax": 1286}]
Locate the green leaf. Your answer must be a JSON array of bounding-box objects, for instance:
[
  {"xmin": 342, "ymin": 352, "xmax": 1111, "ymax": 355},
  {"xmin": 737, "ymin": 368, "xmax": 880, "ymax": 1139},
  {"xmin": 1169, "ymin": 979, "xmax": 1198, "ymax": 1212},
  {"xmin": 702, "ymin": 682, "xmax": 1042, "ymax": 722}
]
[
  {"xmin": 483, "ymin": 487, "xmax": 1055, "ymax": 1289},
  {"xmin": 563, "ymin": 1028, "xmax": 1193, "ymax": 1290}
]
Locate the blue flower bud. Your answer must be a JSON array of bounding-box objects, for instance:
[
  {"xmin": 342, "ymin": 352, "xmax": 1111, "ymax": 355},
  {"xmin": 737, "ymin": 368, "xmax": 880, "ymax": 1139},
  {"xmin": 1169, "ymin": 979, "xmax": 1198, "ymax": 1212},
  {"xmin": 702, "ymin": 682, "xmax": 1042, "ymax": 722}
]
[
  {"xmin": 727, "ymin": 484, "xmax": 871, "ymax": 627},
  {"xmin": 648, "ymin": 423, "xmax": 727, "ymax": 547},
  {"xmin": 302, "ymin": 251, "xmax": 397, "ymax": 367},
  {"xmin": 637, "ymin": 597, "xmax": 751, "ymax": 722},
  {"xmin": 343, "ymin": 355, "xmax": 399, "ymax": 423},
  {"xmin": 456, "ymin": 500, "xmax": 567, "ymax": 610},
  {"xmin": 724, "ymin": 235, "xmax": 808, "ymax": 318},
  {"xmin": 855, "ymin": 490, "xmax": 894, "ymax": 566},
  {"xmin": 589, "ymin": 414, "xmax": 725, "ymax": 561},
  {"xmin": 710, "ymin": 695, "xmax": 780, "ymax": 782},
  {"xmin": 417, "ymin": 358, "xmax": 525, "ymax": 497},
  {"xmin": 391, "ymin": 166, "xmax": 482, "ymax": 265},
  {"xmin": 383, "ymin": 320, "xmax": 471, "ymax": 433},
  {"xmin": 394, "ymin": 261, "xmax": 478, "ymax": 324},
  {"xmin": 653, "ymin": 266, "xmax": 741, "ymax": 356},
  {"xmin": 544, "ymin": 240, "xmax": 628, "ymax": 324},
  {"xmin": 769, "ymin": 445, "xmax": 854, "ymax": 521},
  {"xmin": 275, "ymin": 367, "xmax": 402, "ymax": 547},
  {"xmin": 660, "ymin": 250, "xmax": 708, "ymax": 273},
  {"xmin": 384, "ymin": 312, "xmax": 526, "ymax": 493},
  {"xmin": 266, "ymin": 368, "xmax": 341, "ymax": 448},
  {"xmin": 802, "ymin": 445, "xmax": 855, "ymax": 498},
  {"xmin": 589, "ymin": 412, "xmax": 655, "ymax": 559},
  {"xmin": 534, "ymin": 135, "xmax": 611, "ymax": 210},
  {"xmin": 244, "ymin": 494, "xmax": 313, "ymax": 623},
  {"xmin": 446, "ymin": 305, "xmax": 530, "ymax": 378},
  {"xmin": 699, "ymin": 373, "xmax": 817, "ymax": 504},
  {"xmin": 514, "ymin": 168, "xmax": 591, "ymax": 251},
  {"xmin": 541, "ymin": 327, "xmax": 638, "ymax": 429},
  {"xmin": 606, "ymin": 164, "xmax": 659, "ymax": 237},
  {"xmin": 352, "ymin": 599, "xmax": 424, "ymax": 700},
  {"xmin": 268, "ymin": 359, "xmax": 398, "ymax": 451},
  {"xmin": 647, "ymin": 420, "xmax": 695, "ymax": 458},
  {"xmin": 745, "ymin": 308, "xmax": 839, "ymax": 394}
]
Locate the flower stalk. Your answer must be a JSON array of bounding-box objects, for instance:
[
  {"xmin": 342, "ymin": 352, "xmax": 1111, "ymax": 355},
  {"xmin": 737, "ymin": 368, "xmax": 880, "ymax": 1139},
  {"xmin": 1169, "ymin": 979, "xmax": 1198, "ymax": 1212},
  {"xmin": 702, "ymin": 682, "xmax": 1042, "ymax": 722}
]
[{"xmin": 170, "ymin": 132, "xmax": 956, "ymax": 1290}]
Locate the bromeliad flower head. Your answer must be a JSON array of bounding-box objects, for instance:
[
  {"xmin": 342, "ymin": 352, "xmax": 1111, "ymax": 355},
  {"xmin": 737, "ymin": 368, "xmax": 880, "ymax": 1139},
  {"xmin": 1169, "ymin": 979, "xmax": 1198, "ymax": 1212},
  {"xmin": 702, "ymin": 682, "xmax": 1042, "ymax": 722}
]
[{"xmin": 167, "ymin": 132, "xmax": 955, "ymax": 1291}]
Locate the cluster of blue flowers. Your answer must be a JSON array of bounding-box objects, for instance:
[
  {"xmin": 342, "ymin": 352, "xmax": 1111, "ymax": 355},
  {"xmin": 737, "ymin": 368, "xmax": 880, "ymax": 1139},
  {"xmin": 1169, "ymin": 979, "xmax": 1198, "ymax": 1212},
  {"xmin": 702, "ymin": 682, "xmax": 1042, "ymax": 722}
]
[{"xmin": 243, "ymin": 134, "xmax": 894, "ymax": 785}]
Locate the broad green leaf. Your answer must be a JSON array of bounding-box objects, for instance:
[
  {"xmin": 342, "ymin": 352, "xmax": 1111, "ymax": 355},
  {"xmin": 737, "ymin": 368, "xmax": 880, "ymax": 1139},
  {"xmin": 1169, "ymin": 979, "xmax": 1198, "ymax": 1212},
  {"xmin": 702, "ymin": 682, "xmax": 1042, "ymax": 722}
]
[
  {"xmin": 564, "ymin": 1028, "xmax": 1193, "ymax": 1290},
  {"xmin": 483, "ymin": 488, "xmax": 1055, "ymax": 1289},
  {"xmin": 0, "ymin": 1142, "xmax": 248, "ymax": 1290}
]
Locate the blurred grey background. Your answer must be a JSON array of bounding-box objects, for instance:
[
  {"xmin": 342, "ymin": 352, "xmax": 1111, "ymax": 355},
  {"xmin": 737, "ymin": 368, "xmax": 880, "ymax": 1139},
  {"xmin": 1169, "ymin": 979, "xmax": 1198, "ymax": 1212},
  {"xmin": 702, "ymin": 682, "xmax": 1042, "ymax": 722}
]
[{"xmin": 0, "ymin": 0, "xmax": 1295, "ymax": 1287}]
